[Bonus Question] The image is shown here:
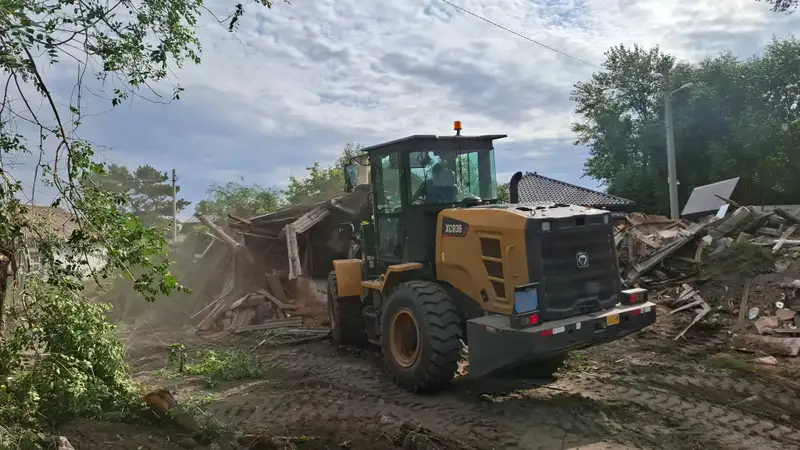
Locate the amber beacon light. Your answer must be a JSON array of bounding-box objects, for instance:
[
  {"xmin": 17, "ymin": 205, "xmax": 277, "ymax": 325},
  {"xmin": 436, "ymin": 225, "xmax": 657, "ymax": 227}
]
[{"xmin": 453, "ymin": 120, "xmax": 462, "ymax": 136}]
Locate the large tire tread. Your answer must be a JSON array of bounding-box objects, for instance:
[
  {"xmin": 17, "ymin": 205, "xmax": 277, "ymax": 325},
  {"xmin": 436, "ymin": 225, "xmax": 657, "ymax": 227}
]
[
  {"xmin": 328, "ymin": 271, "xmax": 366, "ymax": 346},
  {"xmin": 381, "ymin": 280, "xmax": 463, "ymax": 393}
]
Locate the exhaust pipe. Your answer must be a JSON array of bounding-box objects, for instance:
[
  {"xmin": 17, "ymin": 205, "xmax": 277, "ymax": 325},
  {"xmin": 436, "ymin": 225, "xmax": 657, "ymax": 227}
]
[{"xmin": 509, "ymin": 171, "xmax": 523, "ymax": 204}]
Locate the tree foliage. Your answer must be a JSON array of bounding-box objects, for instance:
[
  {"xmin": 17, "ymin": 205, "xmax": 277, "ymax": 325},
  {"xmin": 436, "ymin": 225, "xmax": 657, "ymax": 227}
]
[
  {"xmin": 0, "ymin": 0, "xmax": 287, "ymax": 442},
  {"xmin": 93, "ymin": 164, "xmax": 190, "ymax": 227},
  {"xmin": 283, "ymin": 142, "xmax": 364, "ymax": 205},
  {"xmin": 758, "ymin": 0, "xmax": 797, "ymax": 12},
  {"xmin": 196, "ymin": 180, "xmax": 282, "ymax": 217},
  {"xmin": 572, "ymin": 38, "xmax": 800, "ymax": 214}
]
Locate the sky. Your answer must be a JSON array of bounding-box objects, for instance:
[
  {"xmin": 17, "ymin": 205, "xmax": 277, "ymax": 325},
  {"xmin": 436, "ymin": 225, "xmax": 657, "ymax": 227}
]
[{"xmin": 6, "ymin": 0, "xmax": 800, "ymax": 219}]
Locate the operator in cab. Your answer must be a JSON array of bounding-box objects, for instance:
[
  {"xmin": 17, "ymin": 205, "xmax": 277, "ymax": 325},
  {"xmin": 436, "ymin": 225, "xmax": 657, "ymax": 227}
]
[{"xmin": 410, "ymin": 156, "xmax": 459, "ymax": 204}]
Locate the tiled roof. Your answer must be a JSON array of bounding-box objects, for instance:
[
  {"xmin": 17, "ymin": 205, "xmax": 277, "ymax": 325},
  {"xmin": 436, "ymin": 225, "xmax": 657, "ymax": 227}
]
[{"xmin": 515, "ymin": 172, "xmax": 634, "ymax": 207}]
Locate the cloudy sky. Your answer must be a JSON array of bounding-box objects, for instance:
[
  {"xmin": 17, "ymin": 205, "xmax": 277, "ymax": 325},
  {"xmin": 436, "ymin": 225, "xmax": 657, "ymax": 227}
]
[{"xmin": 8, "ymin": 0, "xmax": 799, "ymax": 218}]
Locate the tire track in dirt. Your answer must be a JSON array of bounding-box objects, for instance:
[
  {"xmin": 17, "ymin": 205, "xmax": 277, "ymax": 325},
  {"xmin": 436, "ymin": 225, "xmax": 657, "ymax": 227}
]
[
  {"xmin": 224, "ymin": 343, "xmax": 732, "ymax": 449},
  {"xmin": 270, "ymin": 342, "xmax": 800, "ymax": 449},
  {"xmin": 599, "ymin": 370, "xmax": 800, "ymax": 424},
  {"xmin": 561, "ymin": 374, "xmax": 800, "ymax": 450}
]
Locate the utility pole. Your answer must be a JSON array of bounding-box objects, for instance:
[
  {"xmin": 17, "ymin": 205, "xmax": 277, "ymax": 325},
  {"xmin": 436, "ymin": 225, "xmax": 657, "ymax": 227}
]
[
  {"xmin": 172, "ymin": 169, "xmax": 177, "ymax": 244},
  {"xmin": 664, "ymin": 87, "xmax": 680, "ymax": 220},
  {"xmin": 659, "ymin": 72, "xmax": 695, "ymax": 220}
]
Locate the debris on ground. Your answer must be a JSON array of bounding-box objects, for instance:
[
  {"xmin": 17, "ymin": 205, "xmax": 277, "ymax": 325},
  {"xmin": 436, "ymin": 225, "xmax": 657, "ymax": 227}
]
[
  {"xmin": 615, "ymin": 202, "xmax": 800, "ymax": 360},
  {"xmin": 195, "ymin": 271, "xmax": 327, "ymax": 333}
]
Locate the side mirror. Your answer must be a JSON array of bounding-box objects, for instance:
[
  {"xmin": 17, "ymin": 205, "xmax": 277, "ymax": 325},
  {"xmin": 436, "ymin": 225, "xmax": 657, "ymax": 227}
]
[{"xmin": 344, "ymin": 163, "xmax": 358, "ymax": 193}]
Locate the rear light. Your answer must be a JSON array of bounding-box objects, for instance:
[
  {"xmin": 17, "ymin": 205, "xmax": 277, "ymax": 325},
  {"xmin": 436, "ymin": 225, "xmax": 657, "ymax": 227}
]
[
  {"xmin": 510, "ymin": 311, "xmax": 540, "ymax": 329},
  {"xmin": 621, "ymin": 287, "xmax": 647, "ymax": 306},
  {"xmin": 541, "ymin": 221, "xmax": 551, "ymax": 232}
]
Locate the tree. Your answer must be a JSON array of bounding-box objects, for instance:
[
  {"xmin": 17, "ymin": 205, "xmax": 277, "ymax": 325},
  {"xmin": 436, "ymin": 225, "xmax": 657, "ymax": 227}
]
[
  {"xmin": 94, "ymin": 164, "xmax": 190, "ymax": 227},
  {"xmin": 497, "ymin": 183, "xmax": 510, "ymax": 203},
  {"xmin": 571, "ymin": 38, "xmax": 800, "ymax": 215},
  {"xmin": 758, "ymin": 0, "xmax": 797, "ymax": 12},
  {"xmin": 285, "ymin": 142, "xmax": 365, "ymax": 205},
  {"xmin": 196, "ymin": 180, "xmax": 283, "ymax": 217},
  {"xmin": 0, "ymin": 0, "xmax": 287, "ymax": 443}
]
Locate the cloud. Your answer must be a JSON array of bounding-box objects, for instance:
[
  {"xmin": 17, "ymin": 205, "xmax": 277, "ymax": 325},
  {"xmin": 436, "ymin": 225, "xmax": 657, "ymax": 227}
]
[{"xmin": 7, "ymin": 0, "xmax": 800, "ymax": 218}]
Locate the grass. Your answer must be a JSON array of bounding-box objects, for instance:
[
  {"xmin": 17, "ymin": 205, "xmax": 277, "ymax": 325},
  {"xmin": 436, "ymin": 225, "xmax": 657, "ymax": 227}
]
[
  {"xmin": 167, "ymin": 345, "xmax": 267, "ymax": 388},
  {"xmin": 708, "ymin": 353, "xmax": 755, "ymax": 373}
]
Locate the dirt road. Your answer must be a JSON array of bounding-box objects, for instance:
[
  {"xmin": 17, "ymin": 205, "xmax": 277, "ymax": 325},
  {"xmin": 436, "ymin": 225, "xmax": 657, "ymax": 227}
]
[{"xmin": 64, "ymin": 309, "xmax": 800, "ymax": 450}]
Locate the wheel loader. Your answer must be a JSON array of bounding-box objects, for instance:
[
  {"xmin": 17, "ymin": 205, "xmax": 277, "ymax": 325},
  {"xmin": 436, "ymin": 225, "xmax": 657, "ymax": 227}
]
[{"xmin": 327, "ymin": 121, "xmax": 656, "ymax": 393}]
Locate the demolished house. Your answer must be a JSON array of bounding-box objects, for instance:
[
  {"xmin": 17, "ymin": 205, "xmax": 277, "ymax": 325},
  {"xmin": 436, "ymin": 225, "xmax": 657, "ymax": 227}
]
[
  {"xmin": 188, "ymin": 185, "xmax": 371, "ymax": 333},
  {"xmin": 617, "ymin": 197, "xmax": 800, "ymax": 357}
]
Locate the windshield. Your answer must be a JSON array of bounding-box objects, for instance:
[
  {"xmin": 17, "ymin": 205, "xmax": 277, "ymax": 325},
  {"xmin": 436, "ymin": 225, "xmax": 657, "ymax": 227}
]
[{"xmin": 408, "ymin": 149, "xmax": 497, "ymax": 205}]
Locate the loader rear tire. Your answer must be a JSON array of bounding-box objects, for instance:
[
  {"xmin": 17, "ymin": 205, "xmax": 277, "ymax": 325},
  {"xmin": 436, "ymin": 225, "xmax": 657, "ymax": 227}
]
[
  {"xmin": 327, "ymin": 271, "xmax": 366, "ymax": 346},
  {"xmin": 381, "ymin": 281, "xmax": 462, "ymax": 393}
]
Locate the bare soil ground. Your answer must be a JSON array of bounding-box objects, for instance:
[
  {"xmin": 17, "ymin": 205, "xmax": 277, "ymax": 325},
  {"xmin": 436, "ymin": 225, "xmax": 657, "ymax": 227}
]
[{"xmin": 58, "ymin": 307, "xmax": 800, "ymax": 450}]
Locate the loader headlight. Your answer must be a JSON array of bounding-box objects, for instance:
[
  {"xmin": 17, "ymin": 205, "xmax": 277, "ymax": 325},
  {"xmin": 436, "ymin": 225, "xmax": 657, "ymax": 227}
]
[
  {"xmin": 541, "ymin": 221, "xmax": 551, "ymax": 232},
  {"xmin": 510, "ymin": 283, "xmax": 541, "ymax": 329},
  {"xmin": 514, "ymin": 285, "xmax": 539, "ymax": 313}
]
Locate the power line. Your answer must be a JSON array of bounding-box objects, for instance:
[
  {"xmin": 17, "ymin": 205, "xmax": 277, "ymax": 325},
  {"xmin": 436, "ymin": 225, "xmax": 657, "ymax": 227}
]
[{"xmin": 437, "ymin": 0, "xmax": 601, "ymax": 69}]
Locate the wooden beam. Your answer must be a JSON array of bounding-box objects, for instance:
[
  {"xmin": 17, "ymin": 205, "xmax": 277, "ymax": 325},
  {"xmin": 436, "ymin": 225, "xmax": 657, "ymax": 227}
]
[{"xmin": 196, "ymin": 215, "xmax": 240, "ymax": 251}]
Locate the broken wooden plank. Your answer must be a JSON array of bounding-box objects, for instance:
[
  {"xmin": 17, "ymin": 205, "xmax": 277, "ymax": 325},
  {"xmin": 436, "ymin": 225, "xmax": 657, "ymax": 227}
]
[
  {"xmin": 228, "ymin": 293, "xmax": 253, "ymax": 310},
  {"xmin": 714, "ymin": 195, "xmax": 742, "ymax": 209},
  {"xmin": 197, "ymin": 215, "xmax": 240, "ymax": 251},
  {"xmin": 772, "ymin": 225, "xmax": 798, "ymax": 254},
  {"xmin": 257, "ymin": 288, "xmax": 300, "ymax": 311},
  {"xmin": 774, "ymin": 207, "xmax": 800, "ymax": 226},
  {"xmin": 197, "ymin": 293, "xmax": 239, "ymax": 331},
  {"xmin": 756, "ymin": 227, "xmax": 780, "ymax": 237},
  {"xmin": 229, "ymin": 308, "xmax": 256, "ymax": 330},
  {"xmin": 714, "ymin": 206, "xmax": 754, "ymax": 237},
  {"xmin": 191, "ymin": 296, "xmax": 223, "ymax": 320},
  {"xmin": 227, "ymin": 214, "xmax": 253, "ymax": 224},
  {"xmin": 752, "ymin": 239, "xmax": 800, "ymax": 247},
  {"xmin": 736, "ymin": 279, "xmax": 752, "ymax": 331},
  {"xmin": 231, "ymin": 317, "xmax": 303, "ymax": 334},
  {"xmin": 293, "ymin": 206, "xmax": 331, "ymax": 234},
  {"xmin": 265, "ymin": 273, "xmax": 289, "ymax": 302},
  {"xmin": 229, "ymin": 293, "xmax": 266, "ymax": 310},
  {"xmin": 285, "ymin": 223, "xmax": 302, "ymax": 279},
  {"xmin": 731, "ymin": 334, "xmax": 800, "ymax": 356},
  {"xmin": 675, "ymin": 299, "xmax": 711, "ymax": 340},
  {"xmin": 631, "ymin": 228, "xmax": 661, "ymax": 249},
  {"xmin": 626, "ymin": 222, "xmax": 711, "ymax": 283}
]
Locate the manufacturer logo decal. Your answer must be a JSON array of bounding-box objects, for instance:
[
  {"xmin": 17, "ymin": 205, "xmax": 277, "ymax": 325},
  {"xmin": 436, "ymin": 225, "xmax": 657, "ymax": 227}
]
[
  {"xmin": 441, "ymin": 217, "xmax": 468, "ymax": 237},
  {"xmin": 576, "ymin": 252, "xmax": 589, "ymax": 268}
]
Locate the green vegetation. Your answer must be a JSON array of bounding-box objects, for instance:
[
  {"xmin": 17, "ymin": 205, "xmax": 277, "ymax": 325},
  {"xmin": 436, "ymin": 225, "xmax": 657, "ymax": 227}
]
[
  {"xmin": 167, "ymin": 346, "xmax": 265, "ymax": 388},
  {"xmin": 573, "ymin": 37, "xmax": 800, "ymax": 215},
  {"xmin": 0, "ymin": 0, "xmax": 288, "ymax": 446},
  {"xmin": 709, "ymin": 353, "xmax": 756, "ymax": 373}
]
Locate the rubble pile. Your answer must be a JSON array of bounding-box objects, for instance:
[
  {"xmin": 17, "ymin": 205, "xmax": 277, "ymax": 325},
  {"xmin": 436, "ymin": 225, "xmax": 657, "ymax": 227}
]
[
  {"xmin": 616, "ymin": 201, "xmax": 800, "ymax": 358},
  {"xmin": 194, "ymin": 271, "xmax": 328, "ymax": 334}
]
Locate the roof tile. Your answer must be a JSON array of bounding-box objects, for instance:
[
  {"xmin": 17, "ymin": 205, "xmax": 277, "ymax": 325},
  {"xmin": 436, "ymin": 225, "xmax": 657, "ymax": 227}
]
[{"xmin": 516, "ymin": 172, "xmax": 634, "ymax": 207}]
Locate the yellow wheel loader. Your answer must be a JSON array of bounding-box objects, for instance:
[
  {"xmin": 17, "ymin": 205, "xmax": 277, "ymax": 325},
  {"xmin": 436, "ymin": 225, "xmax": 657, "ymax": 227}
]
[{"xmin": 327, "ymin": 122, "xmax": 656, "ymax": 393}]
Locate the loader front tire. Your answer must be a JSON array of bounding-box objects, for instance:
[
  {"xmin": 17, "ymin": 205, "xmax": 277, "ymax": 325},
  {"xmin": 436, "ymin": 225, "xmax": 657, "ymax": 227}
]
[
  {"xmin": 381, "ymin": 281, "xmax": 462, "ymax": 393},
  {"xmin": 327, "ymin": 271, "xmax": 366, "ymax": 346}
]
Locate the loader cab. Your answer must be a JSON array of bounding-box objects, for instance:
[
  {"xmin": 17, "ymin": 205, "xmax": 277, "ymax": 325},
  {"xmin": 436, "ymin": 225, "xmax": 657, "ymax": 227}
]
[{"xmin": 346, "ymin": 130, "xmax": 506, "ymax": 274}]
